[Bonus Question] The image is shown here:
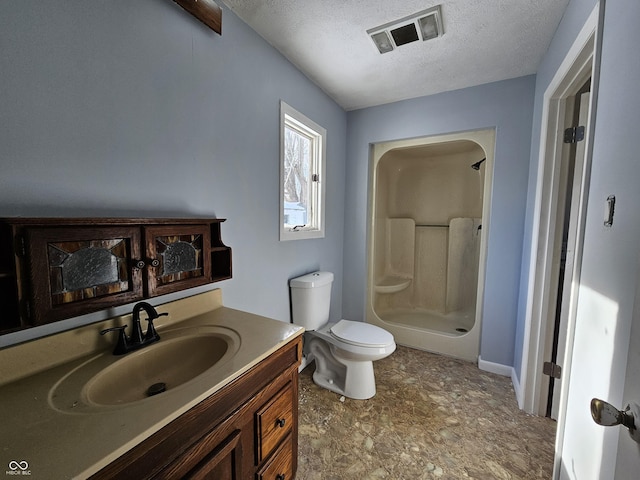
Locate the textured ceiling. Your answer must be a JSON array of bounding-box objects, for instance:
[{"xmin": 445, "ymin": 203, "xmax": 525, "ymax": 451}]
[{"xmin": 223, "ymin": 1, "xmax": 570, "ymax": 111}]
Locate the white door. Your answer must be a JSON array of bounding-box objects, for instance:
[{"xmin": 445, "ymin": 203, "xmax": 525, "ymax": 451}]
[
  {"xmin": 556, "ymin": 0, "xmax": 640, "ymax": 473},
  {"xmin": 614, "ymin": 267, "xmax": 640, "ymax": 477},
  {"xmin": 557, "ymin": 184, "xmax": 640, "ymax": 480}
]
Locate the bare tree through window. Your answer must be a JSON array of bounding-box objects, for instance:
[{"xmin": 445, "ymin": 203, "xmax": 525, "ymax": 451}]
[
  {"xmin": 280, "ymin": 101, "xmax": 326, "ymax": 240},
  {"xmin": 283, "ymin": 126, "xmax": 311, "ymax": 224}
]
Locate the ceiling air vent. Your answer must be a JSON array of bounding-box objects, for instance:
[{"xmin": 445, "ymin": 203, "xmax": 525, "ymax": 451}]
[{"xmin": 367, "ymin": 5, "xmax": 443, "ymax": 54}]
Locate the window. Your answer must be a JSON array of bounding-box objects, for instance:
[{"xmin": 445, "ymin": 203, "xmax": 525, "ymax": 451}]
[{"xmin": 280, "ymin": 101, "xmax": 326, "ymax": 241}]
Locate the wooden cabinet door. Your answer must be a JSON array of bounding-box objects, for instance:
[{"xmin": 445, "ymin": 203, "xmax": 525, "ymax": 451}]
[
  {"xmin": 144, "ymin": 225, "xmax": 211, "ymax": 297},
  {"xmin": 25, "ymin": 226, "xmax": 144, "ymax": 325},
  {"xmin": 184, "ymin": 430, "xmax": 242, "ymax": 480},
  {"xmin": 158, "ymin": 429, "xmax": 243, "ymax": 480}
]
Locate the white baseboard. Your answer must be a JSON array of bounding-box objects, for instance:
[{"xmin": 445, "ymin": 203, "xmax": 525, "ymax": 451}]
[
  {"xmin": 478, "ymin": 355, "xmax": 523, "ymax": 408},
  {"xmin": 511, "ymin": 368, "xmax": 523, "ymax": 409},
  {"xmin": 478, "ymin": 355, "xmax": 512, "ymax": 376}
]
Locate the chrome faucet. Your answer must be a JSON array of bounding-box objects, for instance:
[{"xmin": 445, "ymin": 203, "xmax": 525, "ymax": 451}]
[{"xmin": 100, "ymin": 302, "xmax": 168, "ymax": 355}]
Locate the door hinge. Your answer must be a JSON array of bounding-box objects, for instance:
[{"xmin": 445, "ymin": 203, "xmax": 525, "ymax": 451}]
[
  {"xmin": 543, "ymin": 361, "xmax": 562, "ymax": 379},
  {"xmin": 312, "ymin": 173, "xmax": 320, "ymax": 182},
  {"xmin": 564, "ymin": 126, "xmax": 585, "ymax": 144}
]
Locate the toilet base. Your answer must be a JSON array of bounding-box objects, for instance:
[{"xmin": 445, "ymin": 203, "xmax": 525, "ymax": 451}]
[{"xmin": 308, "ymin": 337, "xmax": 377, "ymax": 400}]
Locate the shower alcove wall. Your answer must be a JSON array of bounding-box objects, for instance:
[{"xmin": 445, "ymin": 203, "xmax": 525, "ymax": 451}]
[{"xmin": 367, "ymin": 129, "xmax": 494, "ymax": 362}]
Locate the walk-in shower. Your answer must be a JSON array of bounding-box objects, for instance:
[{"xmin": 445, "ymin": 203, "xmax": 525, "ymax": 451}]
[{"xmin": 367, "ymin": 129, "xmax": 494, "ymax": 361}]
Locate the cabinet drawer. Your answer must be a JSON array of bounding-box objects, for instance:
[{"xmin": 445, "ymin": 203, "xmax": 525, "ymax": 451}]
[
  {"xmin": 255, "ymin": 382, "xmax": 293, "ymax": 463},
  {"xmin": 255, "ymin": 432, "xmax": 293, "ymax": 480}
]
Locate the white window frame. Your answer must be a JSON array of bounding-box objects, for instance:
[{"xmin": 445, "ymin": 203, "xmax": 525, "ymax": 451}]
[{"xmin": 279, "ymin": 101, "xmax": 326, "ymax": 241}]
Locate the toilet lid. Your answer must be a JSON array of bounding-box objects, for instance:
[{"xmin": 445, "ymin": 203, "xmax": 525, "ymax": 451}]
[{"xmin": 330, "ymin": 320, "xmax": 394, "ymax": 347}]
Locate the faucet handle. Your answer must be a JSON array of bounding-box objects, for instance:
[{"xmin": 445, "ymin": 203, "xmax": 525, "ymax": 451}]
[
  {"xmin": 100, "ymin": 325, "xmax": 127, "ymax": 336},
  {"xmin": 100, "ymin": 325, "xmax": 129, "ymax": 355}
]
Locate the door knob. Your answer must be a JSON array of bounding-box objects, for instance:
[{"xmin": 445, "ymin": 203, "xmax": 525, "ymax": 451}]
[{"xmin": 591, "ymin": 398, "xmax": 640, "ymax": 443}]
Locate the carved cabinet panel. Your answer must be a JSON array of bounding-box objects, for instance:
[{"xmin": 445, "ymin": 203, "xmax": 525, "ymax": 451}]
[
  {"xmin": 26, "ymin": 226, "xmax": 144, "ymax": 325},
  {"xmin": 144, "ymin": 225, "xmax": 211, "ymax": 298}
]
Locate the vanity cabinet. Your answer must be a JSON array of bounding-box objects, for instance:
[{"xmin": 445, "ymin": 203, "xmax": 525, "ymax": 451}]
[
  {"xmin": 0, "ymin": 218, "xmax": 231, "ymax": 331},
  {"xmin": 90, "ymin": 335, "xmax": 302, "ymax": 480}
]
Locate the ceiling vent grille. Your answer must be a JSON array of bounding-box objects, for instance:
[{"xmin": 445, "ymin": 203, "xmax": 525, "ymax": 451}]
[{"xmin": 367, "ymin": 5, "xmax": 443, "ymax": 54}]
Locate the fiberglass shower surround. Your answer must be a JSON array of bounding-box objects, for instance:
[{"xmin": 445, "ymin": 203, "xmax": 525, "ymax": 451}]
[
  {"xmin": 367, "ymin": 130, "xmax": 494, "ymax": 362},
  {"xmin": 375, "ymin": 217, "xmax": 481, "ymax": 324}
]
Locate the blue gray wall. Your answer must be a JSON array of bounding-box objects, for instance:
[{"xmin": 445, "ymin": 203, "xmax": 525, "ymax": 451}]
[
  {"xmin": 344, "ymin": 76, "xmax": 536, "ymax": 367},
  {"xmin": 0, "ymin": 0, "xmax": 346, "ymax": 344}
]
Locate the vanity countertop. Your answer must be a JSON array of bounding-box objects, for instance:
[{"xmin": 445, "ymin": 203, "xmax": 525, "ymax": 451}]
[{"xmin": 0, "ymin": 290, "xmax": 303, "ymax": 479}]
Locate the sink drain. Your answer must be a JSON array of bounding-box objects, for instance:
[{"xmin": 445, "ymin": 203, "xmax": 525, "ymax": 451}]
[
  {"xmin": 455, "ymin": 327, "xmax": 468, "ymax": 333},
  {"xmin": 147, "ymin": 382, "xmax": 167, "ymax": 397}
]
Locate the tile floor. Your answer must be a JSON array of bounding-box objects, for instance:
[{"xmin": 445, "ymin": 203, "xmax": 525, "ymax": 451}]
[{"xmin": 296, "ymin": 346, "xmax": 556, "ymax": 479}]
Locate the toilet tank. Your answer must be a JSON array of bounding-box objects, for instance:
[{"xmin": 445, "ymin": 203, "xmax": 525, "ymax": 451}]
[{"xmin": 289, "ymin": 271, "xmax": 334, "ymax": 330}]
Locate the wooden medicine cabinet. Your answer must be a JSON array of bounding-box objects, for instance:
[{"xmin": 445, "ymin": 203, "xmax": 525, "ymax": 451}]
[{"xmin": 0, "ymin": 218, "xmax": 232, "ymax": 333}]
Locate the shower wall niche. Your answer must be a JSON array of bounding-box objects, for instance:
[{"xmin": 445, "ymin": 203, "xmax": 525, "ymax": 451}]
[{"xmin": 367, "ymin": 129, "xmax": 494, "ymax": 361}]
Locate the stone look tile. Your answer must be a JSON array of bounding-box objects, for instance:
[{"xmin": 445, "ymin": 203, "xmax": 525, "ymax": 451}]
[{"xmin": 297, "ymin": 346, "xmax": 555, "ymax": 479}]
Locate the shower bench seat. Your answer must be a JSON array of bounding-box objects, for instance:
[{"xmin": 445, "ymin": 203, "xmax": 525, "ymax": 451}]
[{"xmin": 375, "ymin": 276, "xmax": 412, "ymax": 294}]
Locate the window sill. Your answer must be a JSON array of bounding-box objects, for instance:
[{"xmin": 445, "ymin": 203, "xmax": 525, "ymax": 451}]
[{"xmin": 280, "ymin": 229, "xmax": 325, "ymax": 241}]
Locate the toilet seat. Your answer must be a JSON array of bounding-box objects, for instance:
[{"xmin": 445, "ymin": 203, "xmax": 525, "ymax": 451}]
[{"xmin": 330, "ymin": 320, "xmax": 394, "ymax": 348}]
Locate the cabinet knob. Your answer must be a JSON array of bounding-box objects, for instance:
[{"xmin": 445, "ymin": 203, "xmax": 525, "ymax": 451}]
[
  {"xmin": 149, "ymin": 258, "xmax": 160, "ymax": 268},
  {"xmin": 276, "ymin": 418, "xmax": 286, "ymax": 428},
  {"xmin": 133, "ymin": 260, "xmax": 146, "ymax": 270},
  {"xmin": 276, "ymin": 475, "xmax": 286, "ymax": 480}
]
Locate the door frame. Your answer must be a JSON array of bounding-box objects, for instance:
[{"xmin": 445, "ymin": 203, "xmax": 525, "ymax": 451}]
[
  {"xmin": 547, "ymin": 87, "xmax": 591, "ymax": 420},
  {"xmin": 519, "ymin": 4, "xmax": 600, "ymax": 420}
]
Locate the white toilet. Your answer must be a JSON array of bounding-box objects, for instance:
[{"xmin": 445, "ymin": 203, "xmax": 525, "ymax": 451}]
[{"xmin": 290, "ymin": 271, "xmax": 396, "ymax": 400}]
